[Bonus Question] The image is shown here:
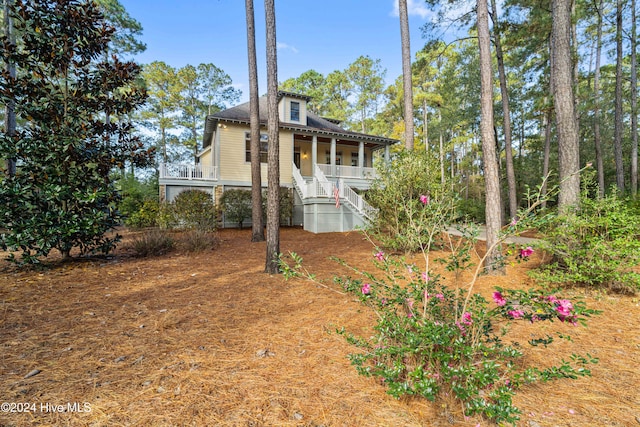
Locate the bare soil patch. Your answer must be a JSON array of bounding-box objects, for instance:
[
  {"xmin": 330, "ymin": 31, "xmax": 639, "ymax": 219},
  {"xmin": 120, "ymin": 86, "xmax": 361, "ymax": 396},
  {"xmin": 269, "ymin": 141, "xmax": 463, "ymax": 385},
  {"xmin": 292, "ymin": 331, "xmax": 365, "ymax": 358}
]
[{"xmin": 0, "ymin": 228, "xmax": 638, "ymax": 426}]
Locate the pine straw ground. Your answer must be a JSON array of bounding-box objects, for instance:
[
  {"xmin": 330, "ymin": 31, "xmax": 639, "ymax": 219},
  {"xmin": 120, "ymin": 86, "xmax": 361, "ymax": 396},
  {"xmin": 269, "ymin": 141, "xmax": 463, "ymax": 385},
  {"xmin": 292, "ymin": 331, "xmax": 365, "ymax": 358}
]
[{"xmin": 0, "ymin": 227, "xmax": 638, "ymax": 427}]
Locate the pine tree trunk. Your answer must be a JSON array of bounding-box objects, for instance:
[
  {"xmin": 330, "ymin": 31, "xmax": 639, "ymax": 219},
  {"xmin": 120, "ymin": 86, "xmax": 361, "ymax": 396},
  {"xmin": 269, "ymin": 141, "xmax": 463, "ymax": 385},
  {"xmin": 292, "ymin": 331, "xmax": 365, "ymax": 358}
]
[
  {"xmin": 398, "ymin": 0, "xmax": 414, "ymax": 150},
  {"xmin": 245, "ymin": 0, "xmax": 264, "ymax": 242},
  {"xmin": 264, "ymin": 0, "xmax": 280, "ymax": 274},
  {"xmin": 594, "ymin": 0, "xmax": 605, "ymax": 197},
  {"xmin": 552, "ymin": 0, "xmax": 580, "ymax": 210},
  {"xmin": 614, "ymin": 0, "xmax": 625, "ymax": 192},
  {"xmin": 477, "ymin": 0, "xmax": 503, "ymax": 274},
  {"xmin": 631, "ymin": 0, "xmax": 638, "ymax": 196},
  {"xmin": 541, "ymin": 106, "xmax": 552, "ymax": 209},
  {"xmin": 490, "ymin": 0, "xmax": 518, "ymax": 220},
  {"xmin": 439, "ymin": 109, "xmax": 445, "ymax": 185}
]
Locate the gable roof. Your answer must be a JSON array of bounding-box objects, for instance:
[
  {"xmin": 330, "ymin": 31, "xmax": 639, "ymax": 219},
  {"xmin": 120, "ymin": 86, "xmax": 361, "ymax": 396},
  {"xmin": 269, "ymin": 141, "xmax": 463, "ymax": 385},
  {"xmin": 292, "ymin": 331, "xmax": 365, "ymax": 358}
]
[{"xmin": 203, "ymin": 93, "xmax": 398, "ymax": 148}]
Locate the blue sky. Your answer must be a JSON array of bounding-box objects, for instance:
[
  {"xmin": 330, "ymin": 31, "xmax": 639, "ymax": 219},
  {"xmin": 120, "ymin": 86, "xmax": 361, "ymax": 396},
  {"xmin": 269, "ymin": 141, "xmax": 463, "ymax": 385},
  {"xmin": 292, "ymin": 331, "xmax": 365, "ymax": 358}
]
[{"xmin": 118, "ymin": 0, "xmax": 436, "ymax": 103}]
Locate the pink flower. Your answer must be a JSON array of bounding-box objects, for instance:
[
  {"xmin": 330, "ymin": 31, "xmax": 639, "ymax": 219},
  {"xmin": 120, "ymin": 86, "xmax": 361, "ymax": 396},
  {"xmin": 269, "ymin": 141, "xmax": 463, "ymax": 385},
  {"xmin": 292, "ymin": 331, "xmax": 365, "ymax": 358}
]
[
  {"xmin": 374, "ymin": 251, "xmax": 385, "ymax": 261},
  {"xmin": 510, "ymin": 217, "xmax": 518, "ymax": 226},
  {"xmin": 508, "ymin": 310, "xmax": 524, "ymax": 319},
  {"xmin": 555, "ymin": 299, "xmax": 573, "ymax": 320},
  {"xmin": 462, "ymin": 312, "xmax": 473, "ymax": 325},
  {"xmin": 361, "ymin": 283, "xmax": 371, "ymax": 295},
  {"xmin": 520, "ymin": 246, "xmax": 534, "ymax": 258},
  {"xmin": 419, "ymin": 194, "xmax": 429, "ymax": 205},
  {"xmin": 493, "ymin": 291, "xmax": 506, "ymax": 306},
  {"xmin": 421, "ymin": 272, "xmax": 430, "ymax": 282},
  {"xmin": 435, "ymin": 293, "xmax": 444, "ymax": 301}
]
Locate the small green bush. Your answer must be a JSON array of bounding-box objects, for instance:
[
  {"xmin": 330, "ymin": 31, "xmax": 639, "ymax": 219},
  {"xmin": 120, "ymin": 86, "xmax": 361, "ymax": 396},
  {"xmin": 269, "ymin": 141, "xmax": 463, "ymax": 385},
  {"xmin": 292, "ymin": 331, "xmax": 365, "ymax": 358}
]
[
  {"xmin": 173, "ymin": 189, "xmax": 216, "ymax": 230},
  {"xmin": 159, "ymin": 190, "xmax": 216, "ymax": 231},
  {"xmin": 278, "ymin": 187, "xmax": 294, "ymax": 226},
  {"xmin": 366, "ymin": 150, "xmax": 453, "ymax": 252},
  {"xmin": 130, "ymin": 229, "xmax": 175, "ymax": 257},
  {"xmin": 535, "ymin": 189, "xmax": 640, "ymax": 293},
  {"xmin": 457, "ymin": 198, "xmax": 485, "ymax": 223},
  {"xmin": 118, "ymin": 174, "xmax": 159, "ymax": 228},
  {"xmin": 220, "ymin": 189, "xmax": 252, "ymax": 229},
  {"xmin": 125, "ymin": 199, "xmax": 159, "ymax": 228}
]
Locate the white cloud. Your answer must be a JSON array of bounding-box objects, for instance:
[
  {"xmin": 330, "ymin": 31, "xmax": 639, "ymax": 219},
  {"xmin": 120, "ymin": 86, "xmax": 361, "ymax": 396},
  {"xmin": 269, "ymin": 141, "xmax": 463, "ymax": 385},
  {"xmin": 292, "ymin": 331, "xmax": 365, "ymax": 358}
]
[
  {"xmin": 391, "ymin": 0, "xmax": 431, "ymax": 19},
  {"xmin": 277, "ymin": 42, "xmax": 299, "ymax": 54}
]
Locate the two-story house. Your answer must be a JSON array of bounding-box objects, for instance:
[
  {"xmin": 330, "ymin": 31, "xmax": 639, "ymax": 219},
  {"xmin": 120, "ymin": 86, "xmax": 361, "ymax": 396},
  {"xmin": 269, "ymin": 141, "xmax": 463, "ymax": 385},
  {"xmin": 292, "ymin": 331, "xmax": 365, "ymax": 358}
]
[{"xmin": 159, "ymin": 91, "xmax": 398, "ymax": 233}]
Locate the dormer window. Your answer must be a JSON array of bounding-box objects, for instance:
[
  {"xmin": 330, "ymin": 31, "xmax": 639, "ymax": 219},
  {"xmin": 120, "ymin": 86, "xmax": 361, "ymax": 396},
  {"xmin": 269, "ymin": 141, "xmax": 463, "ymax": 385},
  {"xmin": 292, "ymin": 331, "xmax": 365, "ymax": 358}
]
[{"xmin": 290, "ymin": 101, "xmax": 300, "ymax": 122}]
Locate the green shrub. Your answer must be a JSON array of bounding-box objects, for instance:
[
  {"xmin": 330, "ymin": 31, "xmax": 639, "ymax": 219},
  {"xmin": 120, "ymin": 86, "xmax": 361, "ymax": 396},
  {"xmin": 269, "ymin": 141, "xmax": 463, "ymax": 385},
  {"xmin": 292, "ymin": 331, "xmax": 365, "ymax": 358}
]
[
  {"xmin": 534, "ymin": 189, "xmax": 640, "ymax": 293},
  {"xmin": 130, "ymin": 229, "xmax": 175, "ymax": 257},
  {"xmin": 118, "ymin": 175, "xmax": 159, "ymax": 229},
  {"xmin": 173, "ymin": 189, "xmax": 216, "ymax": 230},
  {"xmin": 457, "ymin": 198, "xmax": 485, "ymax": 223},
  {"xmin": 281, "ymin": 186, "xmax": 599, "ymax": 425},
  {"xmin": 125, "ymin": 199, "xmax": 159, "ymax": 228},
  {"xmin": 220, "ymin": 189, "xmax": 252, "ymax": 229},
  {"xmin": 278, "ymin": 187, "xmax": 294, "ymax": 226},
  {"xmin": 366, "ymin": 150, "xmax": 455, "ymax": 252}
]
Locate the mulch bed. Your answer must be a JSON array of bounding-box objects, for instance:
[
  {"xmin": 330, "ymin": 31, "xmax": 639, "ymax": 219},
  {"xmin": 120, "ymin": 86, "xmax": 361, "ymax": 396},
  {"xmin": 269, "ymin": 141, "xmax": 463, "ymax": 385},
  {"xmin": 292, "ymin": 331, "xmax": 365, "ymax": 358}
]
[{"xmin": 0, "ymin": 227, "xmax": 638, "ymax": 426}]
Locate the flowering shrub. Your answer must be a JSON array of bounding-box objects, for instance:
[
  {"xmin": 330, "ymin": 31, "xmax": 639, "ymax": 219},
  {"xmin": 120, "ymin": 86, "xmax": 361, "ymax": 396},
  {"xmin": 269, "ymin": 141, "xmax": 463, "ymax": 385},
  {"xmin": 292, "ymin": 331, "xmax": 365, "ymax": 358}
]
[
  {"xmin": 280, "ymin": 179, "xmax": 599, "ymax": 425},
  {"xmin": 334, "ymin": 247, "xmax": 598, "ymax": 425}
]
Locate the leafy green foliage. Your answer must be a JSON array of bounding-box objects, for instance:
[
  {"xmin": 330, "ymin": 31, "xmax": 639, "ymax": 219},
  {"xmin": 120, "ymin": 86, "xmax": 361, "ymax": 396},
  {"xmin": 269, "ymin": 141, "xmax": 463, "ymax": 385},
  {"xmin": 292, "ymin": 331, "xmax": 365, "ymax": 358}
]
[
  {"xmin": 220, "ymin": 187, "xmax": 293, "ymax": 229},
  {"xmin": 165, "ymin": 190, "xmax": 216, "ymax": 231},
  {"xmin": 0, "ymin": 0, "xmax": 152, "ymax": 264},
  {"xmin": 118, "ymin": 174, "xmax": 159, "ymax": 228},
  {"xmin": 535, "ymin": 188, "xmax": 640, "ymax": 293},
  {"xmin": 220, "ymin": 189, "xmax": 252, "ymax": 229},
  {"xmin": 366, "ymin": 150, "xmax": 453, "ymax": 252},
  {"xmin": 277, "ymin": 187, "xmax": 294, "ymax": 226}
]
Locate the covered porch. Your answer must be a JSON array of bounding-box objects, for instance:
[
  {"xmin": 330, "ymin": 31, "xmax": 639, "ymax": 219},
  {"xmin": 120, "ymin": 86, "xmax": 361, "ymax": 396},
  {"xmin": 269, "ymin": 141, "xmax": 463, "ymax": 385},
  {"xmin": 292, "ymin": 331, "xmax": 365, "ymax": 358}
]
[{"xmin": 292, "ymin": 133, "xmax": 390, "ymax": 186}]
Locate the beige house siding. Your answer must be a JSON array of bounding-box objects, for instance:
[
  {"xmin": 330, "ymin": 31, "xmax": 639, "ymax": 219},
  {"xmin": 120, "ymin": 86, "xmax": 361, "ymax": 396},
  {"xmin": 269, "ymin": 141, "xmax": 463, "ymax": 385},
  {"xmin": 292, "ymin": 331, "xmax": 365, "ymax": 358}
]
[
  {"xmin": 279, "ymin": 95, "xmax": 307, "ymax": 125},
  {"xmin": 218, "ymin": 123, "xmax": 293, "ymax": 186},
  {"xmin": 199, "ymin": 148, "xmax": 212, "ymax": 167}
]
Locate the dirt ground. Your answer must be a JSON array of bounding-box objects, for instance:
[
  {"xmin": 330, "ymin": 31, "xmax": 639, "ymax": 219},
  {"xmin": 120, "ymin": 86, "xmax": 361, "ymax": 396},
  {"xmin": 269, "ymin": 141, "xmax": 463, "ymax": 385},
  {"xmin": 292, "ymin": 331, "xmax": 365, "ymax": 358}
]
[{"xmin": 0, "ymin": 227, "xmax": 638, "ymax": 427}]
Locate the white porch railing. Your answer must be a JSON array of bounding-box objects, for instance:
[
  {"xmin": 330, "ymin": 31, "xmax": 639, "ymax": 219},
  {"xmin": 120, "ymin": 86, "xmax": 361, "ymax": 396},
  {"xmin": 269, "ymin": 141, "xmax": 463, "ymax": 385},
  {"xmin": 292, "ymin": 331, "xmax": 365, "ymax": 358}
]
[
  {"xmin": 316, "ymin": 164, "xmax": 377, "ymax": 179},
  {"xmin": 159, "ymin": 163, "xmax": 218, "ymax": 181},
  {"xmin": 314, "ymin": 164, "xmax": 377, "ymax": 221},
  {"xmin": 292, "ymin": 163, "xmax": 332, "ymax": 199}
]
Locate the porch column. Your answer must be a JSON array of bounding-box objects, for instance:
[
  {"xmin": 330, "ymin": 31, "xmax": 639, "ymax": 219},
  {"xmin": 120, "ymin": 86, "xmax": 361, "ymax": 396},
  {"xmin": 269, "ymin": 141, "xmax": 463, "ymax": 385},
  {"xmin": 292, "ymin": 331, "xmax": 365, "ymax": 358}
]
[
  {"xmin": 384, "ymin": 144, "xmax": 390, "ymax": 164},
  {"xmin": 358, "ymin": 141, "xmax": 364, "ymax": 177},
  {"xmin": 330, "ymin": 137, "xmax": 336, "ymax": 176},
  {"xmin": 311, "ymin": 135, "xmax": 317, "ymax": 174}
]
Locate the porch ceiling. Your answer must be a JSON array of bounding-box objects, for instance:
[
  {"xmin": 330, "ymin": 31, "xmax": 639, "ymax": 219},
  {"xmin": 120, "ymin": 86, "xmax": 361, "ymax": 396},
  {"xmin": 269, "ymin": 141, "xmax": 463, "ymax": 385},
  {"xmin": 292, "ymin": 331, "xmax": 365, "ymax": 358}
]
[{"xmin": 293, "ymin": 133, "xmax": 380, "ymax": 149}]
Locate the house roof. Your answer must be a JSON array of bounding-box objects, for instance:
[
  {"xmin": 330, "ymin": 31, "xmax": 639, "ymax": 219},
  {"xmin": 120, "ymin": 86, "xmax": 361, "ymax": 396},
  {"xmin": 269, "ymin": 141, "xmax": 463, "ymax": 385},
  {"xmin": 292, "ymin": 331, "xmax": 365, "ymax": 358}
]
[{"xmin": 203, "ymin": 93, "xmax": 398, "ymax": 148}]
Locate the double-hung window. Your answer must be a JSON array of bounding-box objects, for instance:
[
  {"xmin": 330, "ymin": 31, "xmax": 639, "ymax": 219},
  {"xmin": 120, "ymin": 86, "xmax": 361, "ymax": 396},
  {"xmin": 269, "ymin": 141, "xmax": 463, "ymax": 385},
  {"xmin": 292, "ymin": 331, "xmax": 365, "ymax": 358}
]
[
  {"xmin": 290, "ymin": 101, "xmax": 300, "ymax": 122},
  {"xmin": 245, "ymin": 132, "xmax": 268, "ymax": 163}
]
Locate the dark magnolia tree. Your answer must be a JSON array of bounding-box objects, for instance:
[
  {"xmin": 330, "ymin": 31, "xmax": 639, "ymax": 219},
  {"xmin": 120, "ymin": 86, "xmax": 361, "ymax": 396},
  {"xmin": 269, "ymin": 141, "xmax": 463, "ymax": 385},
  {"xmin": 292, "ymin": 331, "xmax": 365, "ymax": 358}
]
[{"xmin": 0, "ymin": 0, "xmax": 152, "ymax": 264}]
